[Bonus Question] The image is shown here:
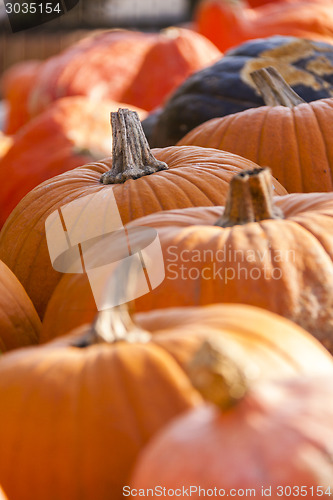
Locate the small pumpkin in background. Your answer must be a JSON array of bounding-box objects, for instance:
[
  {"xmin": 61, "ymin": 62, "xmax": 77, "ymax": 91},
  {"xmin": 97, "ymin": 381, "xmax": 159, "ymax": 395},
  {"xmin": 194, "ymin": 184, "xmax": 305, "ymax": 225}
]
[
  {"xmin": 144, "ymin": 35, "xmax": 333, "ymax": 147},
  {"xmin": 41, "ymin": 168, "xmax": 333, "ymax": 352},
  {"xmin": 0, "ymin": 97, "xmax": 147, "ymax": 227},
  {"xmin": 0, "ymin": 260, "xmax": 40, "ymax": 353},
  {"xmin": 1, "ymin": 258, "xmax": 333, "ymax": 500},
  {"xmin": 0, "ymin": 108, "xmax": 286, "ymax": 318},
  {"xmin": 179, "ymin": 66, "xmax": 333, "ymax": 193},
  {"xmin": 195, "ymin": 0, "xmax": 333, "ymax": 53},
  {"xmin": 130, "ymin": 342, "xmax": 333, "ymax": 497},
  {"xmin": 1, "ymin": 60, "xmax": 41, "ymax": 135},
  {"xmin": 29, "ymin": 28, "xmax": 221, "ymax": 117}
]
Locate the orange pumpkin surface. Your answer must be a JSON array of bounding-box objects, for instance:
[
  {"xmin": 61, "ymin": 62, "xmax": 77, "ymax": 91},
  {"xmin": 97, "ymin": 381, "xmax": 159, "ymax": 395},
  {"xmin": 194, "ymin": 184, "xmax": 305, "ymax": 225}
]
[
  {"xmin": 179, "ymin": 66, "xmax": 333, "ymax": 193},
  {"xmin": 0, "ymin": 260, "xmax": 40, "ymax": 352},
  {"xmin": 42, "ymin": 168, "xmax": 333, "ymax": 352},
  {"xmin": 0, "ymin": 97, "xmax": 147, "ymax": 227},
  {"xmin": 0, "ymin": 110, "xmax": 286, "ymax": 319},
  {"xmin": 196, "ymin": 0, "xmax": 333, "ymax": 52},
  {"xmin": 1, "ymin": 291, "xmax": 333, "ymax": 499},
  {"xmin": 1, "ymin": 60, "xmax": 41, "ymax": 134},
  {"xmin": 29, "ymin": 28, "xmax": 221, "ymax": 116},
  {"xmin": 131, "ymin": 366, "xmax": 333, "ymax": 498}
]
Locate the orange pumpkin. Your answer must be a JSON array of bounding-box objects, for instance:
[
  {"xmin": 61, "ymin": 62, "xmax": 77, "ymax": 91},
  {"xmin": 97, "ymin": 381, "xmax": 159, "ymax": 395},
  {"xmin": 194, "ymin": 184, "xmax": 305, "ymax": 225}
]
[
  {"xmin": 1, "ymin": 60, "xmax": 41, "ymax": 134},
  {"xmin": 196, "ymin": 0, "xmax": 333, "ymax": 52},
  {"xmin": 0, "ymin": 109, "xmax": 286, "ymax": 318},
  {"xmin": 179, "ymin": 66, "xmax": 333, "ymax": 193},
  {"xmin": 41, "ymin": 168, "xmax": 333, "ymax": 352},
  {"xmin": 130, "ymin": 346, "xmax": 333, "ymax": 497},
  {"xmin": 1, "ymin": 272, "xmax": 333, "ymax": 499},
  {"xmin": 29, "ymin": 28, "xmax": 221, "ymax": 117},
  {"xmin": 0, "ymin": 97, "xmax": 146, "ymax": 227},
  {"xmin": 0, "ymin": 260, "xmax": 40, "ymax": 353}
]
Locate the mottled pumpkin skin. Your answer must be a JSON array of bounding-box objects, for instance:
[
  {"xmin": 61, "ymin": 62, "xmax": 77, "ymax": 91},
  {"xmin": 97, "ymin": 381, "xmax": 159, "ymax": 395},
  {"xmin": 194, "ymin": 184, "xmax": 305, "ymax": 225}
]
[
  {"xmin": 145, "ymin": 36, "xmax": 333, "ymax": 147},
  {"xmin": 130, "ymin": 376, "xmax": 333, "ymax": 497}
]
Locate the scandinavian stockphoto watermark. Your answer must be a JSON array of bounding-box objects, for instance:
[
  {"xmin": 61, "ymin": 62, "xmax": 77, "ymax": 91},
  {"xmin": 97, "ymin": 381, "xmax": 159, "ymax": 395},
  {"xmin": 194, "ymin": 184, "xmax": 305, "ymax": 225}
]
[
  {"xmin": 166, "ymin": 245, "xmax": 296, "ymax": 283},
  {"xmin": 45, "ymin": 190, "xmax": 165, "ymax": 311},
  {"xmin": 4, "ymin": 0, "xmax": 80, "ymax": 32}
]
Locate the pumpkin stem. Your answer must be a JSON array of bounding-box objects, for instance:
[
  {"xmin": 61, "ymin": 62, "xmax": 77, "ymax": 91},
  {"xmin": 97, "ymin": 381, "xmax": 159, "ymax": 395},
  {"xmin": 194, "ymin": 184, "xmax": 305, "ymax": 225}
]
[
  {"xmin": 100, "ymin": 108, "xmax": 168, "ymax": 184},
  {"xmin": 215, "ymin": 167, "xmax": 284, "ymax": 228},
  {"xmin": 250, "ymin": 66, "xmax": 305, "ymax": 108},
  {"xmin": 187, "ymin": 338, "xmax": 258, "ymax": 411},
  {"xmin": 72, "ymin": 258, "xmax": 151, "ymax": 348}
]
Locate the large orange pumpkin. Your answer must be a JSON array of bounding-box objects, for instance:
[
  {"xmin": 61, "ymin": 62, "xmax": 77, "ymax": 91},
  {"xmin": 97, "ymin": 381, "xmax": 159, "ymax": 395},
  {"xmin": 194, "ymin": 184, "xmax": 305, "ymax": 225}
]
[
  {"xmin": 179, "ymin": 66, "xmax": 333, "ymax": 193},
  {"xmin": 0, "ymin": 97, "xmax": 147, "ymax": 227},
  {"xmin": 196, "ymin": 0, "xmax": 333, "ymax": 53},
  {"xmin": 1, "ymin": 60, "xmax": 41, "ymax": 134},
  {"xmin": 29, "ymin": 28, "xmax": 221, "ymax": 117},
  {"xmin": 0, "ymin": 260, "xmax": 40, "ymax": 353},
  {"xmin": 41, "ymin": 168, "xmax": 333, "ymax": 352},
  {"xmin": 130, "ymin": 351, "xmax": 333, "ymax": 498},
  {"xmin": 1, "ymin": 273, "xmax": 333, "ymax": 500},
  {"xmin": 0, "ymin": 109, "xmax": 286, "ymax": 318}
]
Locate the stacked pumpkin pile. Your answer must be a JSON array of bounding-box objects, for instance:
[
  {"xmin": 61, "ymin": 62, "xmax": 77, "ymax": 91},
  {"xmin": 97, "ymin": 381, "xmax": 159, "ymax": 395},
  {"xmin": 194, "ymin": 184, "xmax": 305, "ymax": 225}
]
[{"xmin": 0, "ymin": 0, "xmax": 333, "ymax": 498}]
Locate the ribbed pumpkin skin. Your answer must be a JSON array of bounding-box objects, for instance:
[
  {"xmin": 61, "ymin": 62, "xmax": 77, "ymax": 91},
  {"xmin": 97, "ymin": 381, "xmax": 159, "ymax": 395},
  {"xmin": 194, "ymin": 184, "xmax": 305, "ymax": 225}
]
[
  {"xmin": 130, "ymin": 376, "xmax": 333, "ymax": 497},
  {"xmin": 2, "ymin": 304, "xmax": 333, "ymax": 499},
  {"xmin": 0, "ymin": 96, "xmax": 147, "ymax": 228},
  {"xmin": 0, "ymin": 146, "xmax": 286, "ymax": 319},
  {"xmin": 0, "ymin": 326, "xmax": 200, "ymax": 500},
  {"xmin": 41, "ymin": 301, "xmax": 333, "ymax": 381},
  {"xmin": 41, "ymin": 192, "xmax": 333, "ymax": 351},
  {"xmin": 146, "ymin": 35, "xmax": 333, "ymax": 147},
  {"xmin": 196, "ymin": 0, "xmax": 333, "ymax": 53},
  {"xmin": 29, "ymin": 28, "xmax": 221, "ymax": 116},
  {"xmin": 0, "ymin": 260, "xmax": 40, "ymax": 352},
  {"xmin": 179, "ymin": 97, "xmax": 333, "ymax": 193},
  {"xmin": 1, "ymin": 60, "xmax": 41, "ymax": 134}
]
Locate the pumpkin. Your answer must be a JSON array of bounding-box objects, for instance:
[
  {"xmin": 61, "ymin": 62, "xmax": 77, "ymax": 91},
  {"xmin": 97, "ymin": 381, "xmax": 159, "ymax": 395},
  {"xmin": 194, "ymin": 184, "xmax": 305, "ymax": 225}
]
[
  {"xmin": 28, "ymin": 28, "xmax": 221, "ymax": 117},
  {"xmin": 0, "ymin": 109, "xmax": 286, "ymax": 319},
  {"xmin": 179, "ymin": 66, "xmax": 333, "ymax": 193},
  {"xmin": 144, "ymin": 35, "xmax": 333, "ymax": 147},
  {"xmin": 0, "ymin": 260, "xmax": 40, "ymax": 353},
  {"xmin": 196, "ymin": 0, "xmax": 333, "ymax": 53},
  {"xmin": 1, "ymin": 257, "xmax": 333, "ymax": 499},
  {"xmin": 0, "ymin": 97, "xmax": 147, "ymax": 228},
  {"xmin": 41, "ymin": 168, "xmax": 333, "ymax": 352},
  {"xmin": 129, "ymin": 168, "xmax": 333, "ymax": 350},
  {"xmin": 130, "ymin": 343, "xmax": 333, "ymax": 497},
  {"xmin": 1, "ymin": 60, "xmax": 41, "ymax": 134}
]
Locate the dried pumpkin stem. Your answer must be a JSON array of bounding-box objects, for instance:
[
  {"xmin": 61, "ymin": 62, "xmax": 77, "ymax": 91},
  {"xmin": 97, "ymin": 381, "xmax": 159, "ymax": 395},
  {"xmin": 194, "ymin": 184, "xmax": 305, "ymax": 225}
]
[
  {"xmin": 100, "ymin": 108, "xmax": 168, "ymax": 184},
  {"xmin": 187, "ymin": 338, "xmax": 258, "ymax": 411},
  {"xmin": 215, "ymin": 167, "xmax": 283, "ymax": 227},
  {"xmin": 251, "ymin": 66, "xmax": 305, "ymax": 108},
  {"xmin": 72, "ymin": 258, "xmax": 151, "ymax": 348}
]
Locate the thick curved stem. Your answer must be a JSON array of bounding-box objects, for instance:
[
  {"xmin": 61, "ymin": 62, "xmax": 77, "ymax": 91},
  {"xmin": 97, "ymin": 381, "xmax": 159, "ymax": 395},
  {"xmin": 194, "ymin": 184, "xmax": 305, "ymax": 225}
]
[
  {"xmin": 215, "ymin": 167, "xmax": 284, "ymax": 228},
  {"xmin": 187, "ymin": 338, "xmax": 258, "ymax": 411},
  {"xmin": 251, "ymin": 66, "xmax": 305, "ymax": 108},
  {"xmin": 100, "ymin": 108, "xmax": 168, "ymax": 184}
]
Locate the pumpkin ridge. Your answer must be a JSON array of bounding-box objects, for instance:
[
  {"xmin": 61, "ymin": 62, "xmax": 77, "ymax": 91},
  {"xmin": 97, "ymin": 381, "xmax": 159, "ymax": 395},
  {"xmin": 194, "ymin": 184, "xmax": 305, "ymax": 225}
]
[
  {"xmin": 310, "ymin": 104, "xmax": 333, "ymax": 191},
  {"xmin": 291, "ymin": 107, "xmax": 305, "ymax": 193},
  {"xmin": 162, "ymin": 168, "xmax": 222, "ymax": 206},
  {"xmin": 0, "ymin": 281, "xmax": 40, "ymax": 345}
]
